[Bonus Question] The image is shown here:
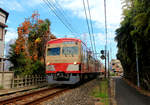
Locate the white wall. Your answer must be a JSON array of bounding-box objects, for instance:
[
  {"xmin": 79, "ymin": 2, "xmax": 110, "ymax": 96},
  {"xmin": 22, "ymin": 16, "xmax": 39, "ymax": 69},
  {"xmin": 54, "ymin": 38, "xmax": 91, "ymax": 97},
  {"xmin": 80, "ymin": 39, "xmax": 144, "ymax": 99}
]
[{"xmin": 0, "ymin": 12, "xmax": 6, "ymax": 24}]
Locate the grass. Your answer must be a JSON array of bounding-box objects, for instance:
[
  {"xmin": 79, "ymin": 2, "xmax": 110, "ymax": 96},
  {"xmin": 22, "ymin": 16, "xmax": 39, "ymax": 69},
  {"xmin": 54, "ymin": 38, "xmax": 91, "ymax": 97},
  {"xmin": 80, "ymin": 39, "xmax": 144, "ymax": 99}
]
[{"xmin": 91, "ymin": 79, "xmax": 110, "ymax": 105}]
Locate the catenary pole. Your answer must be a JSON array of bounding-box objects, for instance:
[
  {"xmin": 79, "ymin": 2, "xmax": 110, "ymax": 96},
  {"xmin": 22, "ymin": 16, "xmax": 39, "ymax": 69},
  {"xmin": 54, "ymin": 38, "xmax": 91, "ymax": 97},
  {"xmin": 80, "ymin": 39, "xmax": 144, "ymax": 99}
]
[{"xmin": 104, "ymin": 0, "xmax": 108, "ymax": 78}]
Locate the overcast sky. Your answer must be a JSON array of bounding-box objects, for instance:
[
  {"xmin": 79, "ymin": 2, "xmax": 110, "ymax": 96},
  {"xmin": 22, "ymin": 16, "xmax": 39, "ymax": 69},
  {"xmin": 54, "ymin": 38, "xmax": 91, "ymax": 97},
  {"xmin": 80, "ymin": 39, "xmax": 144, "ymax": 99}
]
[{"xmin": 0, "ymin": 0, "xmax": 122, "ymax": 60}]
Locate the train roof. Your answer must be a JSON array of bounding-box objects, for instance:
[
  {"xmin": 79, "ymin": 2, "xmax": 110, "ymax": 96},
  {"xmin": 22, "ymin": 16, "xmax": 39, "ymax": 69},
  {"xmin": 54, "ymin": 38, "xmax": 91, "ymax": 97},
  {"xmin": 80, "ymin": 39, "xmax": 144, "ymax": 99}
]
[
  {"xmin": 48, "ymin": 38, "xmax": 89, "ymax": 50},
  {"xmin": 47, "ymin": 38, "xmax": 82, "ymax": 44}
]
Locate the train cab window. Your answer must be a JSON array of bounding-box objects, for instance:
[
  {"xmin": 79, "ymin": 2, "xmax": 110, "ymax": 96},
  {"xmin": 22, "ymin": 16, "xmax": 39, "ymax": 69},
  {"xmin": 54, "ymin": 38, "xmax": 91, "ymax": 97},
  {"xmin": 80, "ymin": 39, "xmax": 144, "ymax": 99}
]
[
  {"xmin": 62, "ymin": 46, "xmax": 78, "ymax": 55},
  {"xmin": 47, "ymin": 47, "xmax": 60, "ymax": 56}
]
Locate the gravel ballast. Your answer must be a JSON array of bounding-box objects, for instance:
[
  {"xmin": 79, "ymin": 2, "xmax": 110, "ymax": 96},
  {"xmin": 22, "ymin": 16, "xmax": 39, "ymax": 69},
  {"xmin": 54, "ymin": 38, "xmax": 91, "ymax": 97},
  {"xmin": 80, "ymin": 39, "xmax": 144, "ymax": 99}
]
[{"xmin": 44, "ymin": 79, "xmax": 100, "ymax": 105}]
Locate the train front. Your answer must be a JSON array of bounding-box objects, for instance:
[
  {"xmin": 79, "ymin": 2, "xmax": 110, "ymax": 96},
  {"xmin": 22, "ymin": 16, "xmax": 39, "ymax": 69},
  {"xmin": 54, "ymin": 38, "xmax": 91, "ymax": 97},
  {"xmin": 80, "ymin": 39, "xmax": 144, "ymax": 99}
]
[{"xmin": 46, "ymin": 38, "xmax": 81, "ymax": 84}]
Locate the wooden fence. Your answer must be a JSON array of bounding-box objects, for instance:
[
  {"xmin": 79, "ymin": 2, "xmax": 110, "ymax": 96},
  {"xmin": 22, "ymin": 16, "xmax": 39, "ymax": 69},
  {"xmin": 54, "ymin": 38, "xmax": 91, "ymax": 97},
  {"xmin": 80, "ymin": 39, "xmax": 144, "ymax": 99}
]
[{"xmin": 12, "ymin": 75, "xmax": 47, "ymax": 88}]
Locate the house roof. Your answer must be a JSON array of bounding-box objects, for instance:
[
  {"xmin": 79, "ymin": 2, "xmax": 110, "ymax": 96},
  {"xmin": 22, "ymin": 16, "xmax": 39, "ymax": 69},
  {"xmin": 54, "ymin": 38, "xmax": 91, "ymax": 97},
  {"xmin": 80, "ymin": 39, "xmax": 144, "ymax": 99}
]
[{"xmin": 0, "ymin": 8, "xmax": 9, "ymax": 22}]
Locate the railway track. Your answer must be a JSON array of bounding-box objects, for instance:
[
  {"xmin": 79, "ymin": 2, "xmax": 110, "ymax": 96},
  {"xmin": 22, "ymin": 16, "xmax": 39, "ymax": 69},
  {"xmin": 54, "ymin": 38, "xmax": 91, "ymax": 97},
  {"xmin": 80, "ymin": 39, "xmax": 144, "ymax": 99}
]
[{"xmin": 0, "ymin": 87, "xmax": 70, "ymax": 105}]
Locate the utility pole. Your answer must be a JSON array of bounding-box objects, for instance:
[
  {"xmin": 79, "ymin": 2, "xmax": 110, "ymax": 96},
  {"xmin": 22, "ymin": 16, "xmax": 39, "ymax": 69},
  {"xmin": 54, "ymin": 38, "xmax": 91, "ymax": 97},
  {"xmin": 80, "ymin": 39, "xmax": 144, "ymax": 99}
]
[
  {"xmin": 105, "ymin": 49, "xmax": 107, "ymax": 78},
  {"xmin": 104, "ymin": 0, "xmax": 108, "ymax": 78},
  {"xmin": 108, "ymin": 51, "xmax": 110, "ymax": 78},
  {"xmin": 132, "ymin": 0, "xmax": 140, "ymax": 88},
  {"xmin": 136, "ymin": 41, "xmax": 140, "ymax": 87}
]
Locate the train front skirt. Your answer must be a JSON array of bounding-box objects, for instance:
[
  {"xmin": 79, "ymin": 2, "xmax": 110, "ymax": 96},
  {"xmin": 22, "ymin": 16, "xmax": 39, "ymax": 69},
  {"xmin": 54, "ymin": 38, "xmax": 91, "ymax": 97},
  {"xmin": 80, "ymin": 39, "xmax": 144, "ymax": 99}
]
[{"xmin": 47, "ymin": 73, "xmax": 80, "ymax": 84}]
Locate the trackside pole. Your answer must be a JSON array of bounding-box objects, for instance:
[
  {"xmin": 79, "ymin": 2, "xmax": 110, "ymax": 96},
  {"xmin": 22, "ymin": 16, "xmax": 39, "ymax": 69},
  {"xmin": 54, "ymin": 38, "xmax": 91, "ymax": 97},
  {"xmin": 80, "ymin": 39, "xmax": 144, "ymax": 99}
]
[{"xmin": 136, "ymin": 41, "xmax": 140, "ymax": 88}]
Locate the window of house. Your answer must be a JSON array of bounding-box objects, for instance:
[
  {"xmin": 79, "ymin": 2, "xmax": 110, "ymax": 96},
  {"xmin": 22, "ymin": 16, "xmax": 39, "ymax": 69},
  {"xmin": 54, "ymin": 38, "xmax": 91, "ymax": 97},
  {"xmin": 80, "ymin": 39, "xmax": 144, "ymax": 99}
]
[{"xmin": 116, "ymin": 66, "xmax": 119, "ymax": 68}]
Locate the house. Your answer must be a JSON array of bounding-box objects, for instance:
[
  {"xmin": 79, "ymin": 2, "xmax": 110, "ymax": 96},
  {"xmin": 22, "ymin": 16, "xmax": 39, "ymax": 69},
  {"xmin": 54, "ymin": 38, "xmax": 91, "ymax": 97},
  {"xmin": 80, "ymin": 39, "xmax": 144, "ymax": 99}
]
[
  {"xmin": 110, "ymin": 59, "xmax": 123, "ymax": 76},
  {"xmin": 0, "ymin": 8, "xmax": 9, "ymax": 71}
]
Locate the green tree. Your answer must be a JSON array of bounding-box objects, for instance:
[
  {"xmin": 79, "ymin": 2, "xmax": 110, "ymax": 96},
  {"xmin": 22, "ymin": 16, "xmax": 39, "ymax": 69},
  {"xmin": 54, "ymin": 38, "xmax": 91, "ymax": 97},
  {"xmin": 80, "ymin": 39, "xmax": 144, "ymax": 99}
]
[
  {"xmin": 115, "ymin": 0, "xmax": 150, "ymax": 90},
  {"xmin": 8, "ymin": 44, "xmax": 33, "ymax": 76}
]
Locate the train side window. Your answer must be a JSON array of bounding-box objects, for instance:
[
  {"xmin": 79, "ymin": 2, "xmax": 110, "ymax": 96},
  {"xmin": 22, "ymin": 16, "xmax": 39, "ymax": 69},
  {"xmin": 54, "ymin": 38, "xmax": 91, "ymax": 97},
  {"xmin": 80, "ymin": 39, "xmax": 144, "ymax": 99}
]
[{"xmin": 81, "ymin": 45, "xmax": 84, "ymax": 60}]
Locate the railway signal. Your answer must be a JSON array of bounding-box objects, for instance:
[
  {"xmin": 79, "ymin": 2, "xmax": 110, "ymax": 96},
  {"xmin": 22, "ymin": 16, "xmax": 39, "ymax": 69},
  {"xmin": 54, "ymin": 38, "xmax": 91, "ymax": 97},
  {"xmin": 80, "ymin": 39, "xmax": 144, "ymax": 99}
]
[
  {"xmin": 100, "ymin": 50, "xmax": 110, "ymax": 78},
  {"xmin": 101, "ymin": 55, "xmax": 106, "ymax": 60},
  {"xmin": 100, "ymin": 50, "xmax": 105, "ymax": 60},
  {"xmin": 101, "ymin": 50, "xmax": 105, "ymax": 54}
]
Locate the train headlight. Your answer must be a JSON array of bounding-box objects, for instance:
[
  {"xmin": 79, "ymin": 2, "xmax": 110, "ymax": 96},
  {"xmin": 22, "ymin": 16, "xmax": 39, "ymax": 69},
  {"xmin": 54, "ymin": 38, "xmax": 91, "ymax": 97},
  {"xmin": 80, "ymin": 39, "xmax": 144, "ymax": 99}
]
[
  {"xmin": 46, "ymin": 65, "xmax": 55, "ymax": 71},
  {"xmin": 74, "ymin": 62, "xmax": 77, "ymax": 65},
  {"xmin": 47, "ymin": 62, "xmax": 50, "ymax": 65}
]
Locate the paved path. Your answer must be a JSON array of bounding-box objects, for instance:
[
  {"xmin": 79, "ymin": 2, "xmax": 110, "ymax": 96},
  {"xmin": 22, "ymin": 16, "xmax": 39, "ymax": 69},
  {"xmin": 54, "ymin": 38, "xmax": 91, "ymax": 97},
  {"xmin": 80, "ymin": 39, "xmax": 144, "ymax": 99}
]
[{"xmin": 114, "ymin": 77, "xmax": 150, "ymax": 105}]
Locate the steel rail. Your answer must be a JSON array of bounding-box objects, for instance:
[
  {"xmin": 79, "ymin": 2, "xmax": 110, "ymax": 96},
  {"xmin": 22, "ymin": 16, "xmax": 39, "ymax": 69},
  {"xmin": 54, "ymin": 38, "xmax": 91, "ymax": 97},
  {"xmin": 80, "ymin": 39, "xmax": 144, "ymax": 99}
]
[
  {"xmin": 22, "ymin": 88, "xmax": 69, "ymax": 105},
  {"xmin": 0, "ymin": 87, "xmax": 62, "ymax": 105}
]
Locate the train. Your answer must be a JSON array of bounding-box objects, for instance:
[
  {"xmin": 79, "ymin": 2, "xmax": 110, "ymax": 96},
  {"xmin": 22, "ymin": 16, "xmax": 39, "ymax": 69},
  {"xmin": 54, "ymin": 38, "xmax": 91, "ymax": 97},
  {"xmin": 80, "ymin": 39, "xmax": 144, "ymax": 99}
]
[{"xmin": 45, "ymin": 38, "xmax": 102, "ymax": 84}]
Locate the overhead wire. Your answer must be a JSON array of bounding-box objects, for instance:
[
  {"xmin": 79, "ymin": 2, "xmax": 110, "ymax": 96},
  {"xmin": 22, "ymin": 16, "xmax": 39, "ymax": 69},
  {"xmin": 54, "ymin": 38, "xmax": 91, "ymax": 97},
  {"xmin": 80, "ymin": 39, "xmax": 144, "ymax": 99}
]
[
  {"xmin": 53, "ymin": 0, "xmax": 82, "ymax": 35},
  {"xmin": 43, "ymin": 0, "xmax": 78, "ymax": 36},
  {"xmin": 46, "ymin": 0, "xmax": 75, "ymax": 34},
  {"xmin": 43, "ymin": 0, "xmax": 97, "ymax": 57},
  {"xmin": 86, "ymin": 0, "xmax": 97, "ymax": 58},
  {"xmin": 51, "ymin": 0, "xmax": 79, "ymax": 35},
  {"xmin": 82, "ymin": 0, "xmax": 94, "ymax": 54}
]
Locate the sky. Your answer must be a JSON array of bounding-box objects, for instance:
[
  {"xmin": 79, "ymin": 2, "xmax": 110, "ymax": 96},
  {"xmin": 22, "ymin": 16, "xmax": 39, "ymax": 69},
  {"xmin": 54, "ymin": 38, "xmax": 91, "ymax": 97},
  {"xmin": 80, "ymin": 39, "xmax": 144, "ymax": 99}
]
[{"xmin": 0, "ymin": 0, "xmax": 123, "ymax": 60}]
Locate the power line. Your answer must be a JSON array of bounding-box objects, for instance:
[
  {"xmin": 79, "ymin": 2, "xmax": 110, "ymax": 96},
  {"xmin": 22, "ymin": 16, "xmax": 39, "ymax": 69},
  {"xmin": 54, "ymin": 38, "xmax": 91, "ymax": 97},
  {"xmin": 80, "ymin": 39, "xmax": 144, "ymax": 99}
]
[
  {"xmin": 82, "ymin": 0, "xmax": 94, "ymax": 54},
  {"xmin": 43, "ymin": 0, "xmax": 78, "ymax": 35},
  {"xmin": 46, "ymin": 0, "xmax": 76, "ymax": 34},
  {"xmin": 53, "ymin": 0, "xmax": 82, "ymax": 35},
  {"xmin": 51, "ymin": 0, "xmax": 79, "ymax": 35},
  {"xmin": 43, "ymin": 0, "xmax": 96, "ymax": 56},
  {"xmin": 86, "ymin": 0, "xmax": 97, "ymax": 57}
]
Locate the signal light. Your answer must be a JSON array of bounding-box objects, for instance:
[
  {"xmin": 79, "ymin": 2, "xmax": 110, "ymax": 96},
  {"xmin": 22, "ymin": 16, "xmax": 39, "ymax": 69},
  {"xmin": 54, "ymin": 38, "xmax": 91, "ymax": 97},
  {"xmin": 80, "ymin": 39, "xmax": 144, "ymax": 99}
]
[
  {"xmin": 101, "ymin": 50, "xmax": 104, "ymax": 54},
  {"xmin": 101, "ymin": 55, "xmax": 106, "ymax": 60}
]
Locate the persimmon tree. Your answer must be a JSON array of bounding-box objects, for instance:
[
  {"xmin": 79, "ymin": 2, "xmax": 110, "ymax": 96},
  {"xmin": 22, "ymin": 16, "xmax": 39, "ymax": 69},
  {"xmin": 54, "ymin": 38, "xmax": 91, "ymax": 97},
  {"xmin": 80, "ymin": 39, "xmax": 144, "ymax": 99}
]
[{"xmin": 8, "ymin": 12, "xmax": 56, "ymax": 76}]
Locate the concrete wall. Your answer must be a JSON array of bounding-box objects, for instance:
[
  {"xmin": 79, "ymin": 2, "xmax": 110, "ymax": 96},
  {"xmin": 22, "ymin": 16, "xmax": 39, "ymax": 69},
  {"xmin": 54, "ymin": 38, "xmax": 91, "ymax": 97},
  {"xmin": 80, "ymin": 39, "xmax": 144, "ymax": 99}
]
[{"xmin": 0, "ymin": 71, "xmax": 14, "ymax": 89}]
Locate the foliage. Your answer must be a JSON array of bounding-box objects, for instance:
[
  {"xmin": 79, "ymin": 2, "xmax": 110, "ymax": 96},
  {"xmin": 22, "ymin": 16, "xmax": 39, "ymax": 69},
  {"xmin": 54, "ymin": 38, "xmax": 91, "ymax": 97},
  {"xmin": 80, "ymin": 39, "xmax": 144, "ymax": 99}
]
[
  {"xmin": 115, "ymin": 0, "xmax": 150, "ymax": 90},
  {"xmin": 8, "ymin": 12, "xmax": 56, "ymax": 76}
]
